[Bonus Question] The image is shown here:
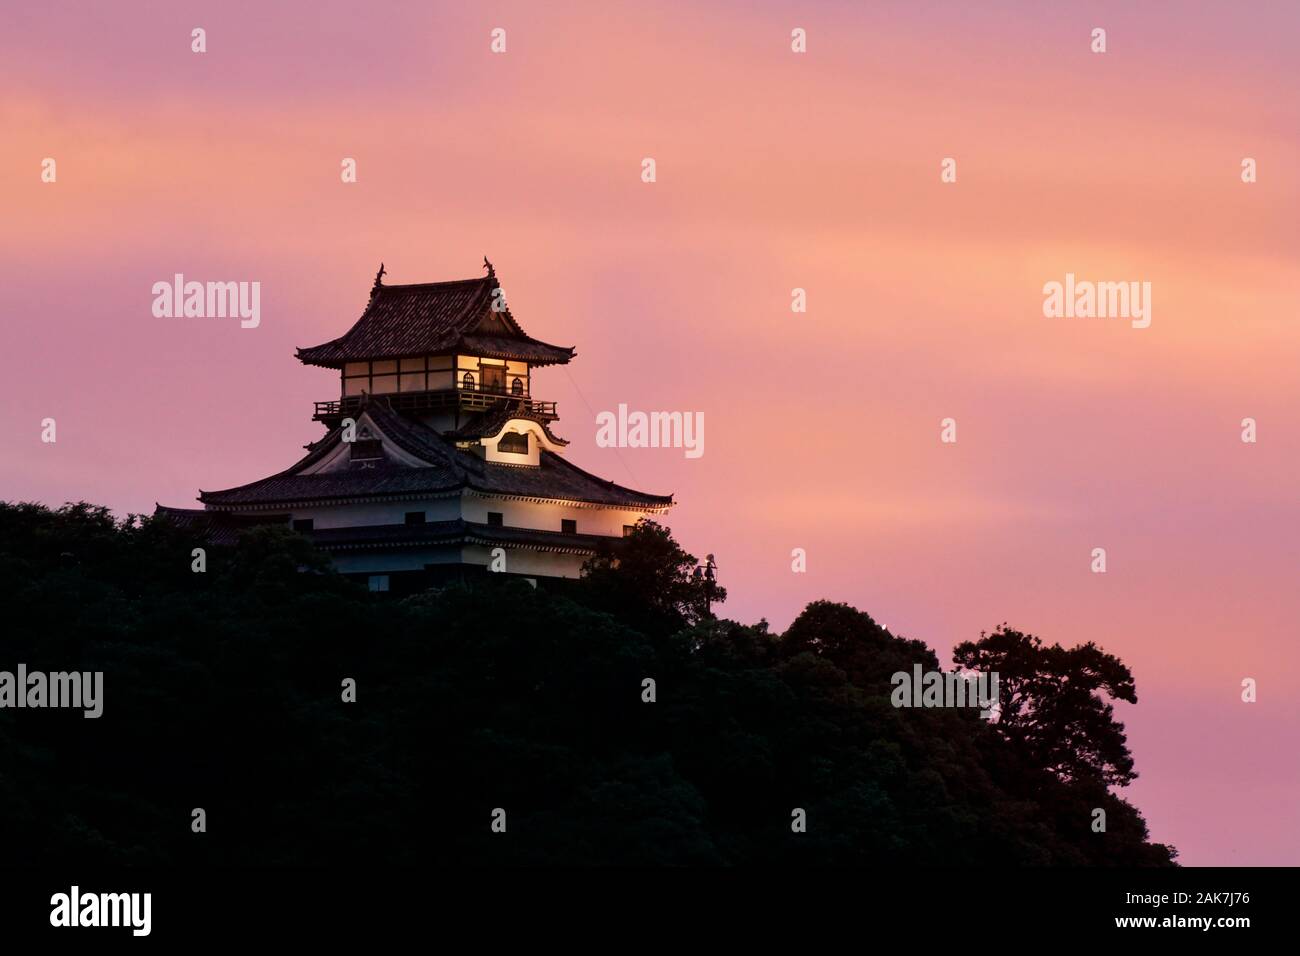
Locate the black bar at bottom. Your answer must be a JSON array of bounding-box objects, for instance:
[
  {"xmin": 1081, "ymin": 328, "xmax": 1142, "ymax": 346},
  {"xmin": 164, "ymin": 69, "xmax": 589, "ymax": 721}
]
[{"xmin": 0, "ymin": 865, "xmax": 1291, "ymax": 942}]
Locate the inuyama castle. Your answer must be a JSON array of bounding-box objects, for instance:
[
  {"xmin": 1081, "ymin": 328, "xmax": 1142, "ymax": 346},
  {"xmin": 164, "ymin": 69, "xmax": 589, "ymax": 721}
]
[{"xmin": 158, "ymin": 261, "xmax": 673, "ymax": 593}]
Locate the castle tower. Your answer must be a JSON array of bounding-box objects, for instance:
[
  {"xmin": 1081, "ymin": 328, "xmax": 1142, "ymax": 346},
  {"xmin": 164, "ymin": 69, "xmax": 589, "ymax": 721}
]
[{"xmin": 158, "ymin": 261, "xmax": 673, "ymax": 593}]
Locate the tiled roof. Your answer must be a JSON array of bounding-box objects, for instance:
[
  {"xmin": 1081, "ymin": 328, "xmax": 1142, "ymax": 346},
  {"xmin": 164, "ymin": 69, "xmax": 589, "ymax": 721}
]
[
  {"xmin": 296, "ymin": 270, "xmax": 575, "ymax": 368},
  {"xmin": 197, "ymin": 399, "xmax": 672, "ymax": 510},
  {"xmin": 463, "ymin": 451, "xmax": 671, "ymax": 509},
  {"xmin": 198, "ymin": 465, "xmax": 461, "ymax": 507},
  {"xmin": 152, "ymin": 506, "xmax": 283, "ymax": 546}
]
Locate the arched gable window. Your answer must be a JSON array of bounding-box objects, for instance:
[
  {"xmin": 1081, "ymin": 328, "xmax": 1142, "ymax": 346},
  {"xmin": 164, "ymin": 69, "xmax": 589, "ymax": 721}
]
[
  {"xmin": 462, "ymin": 372, "xmax": 475, "ymax": 391},
  {"xmin": 511, "ymin": 377, "xmax": 524, "ymax": 396}
]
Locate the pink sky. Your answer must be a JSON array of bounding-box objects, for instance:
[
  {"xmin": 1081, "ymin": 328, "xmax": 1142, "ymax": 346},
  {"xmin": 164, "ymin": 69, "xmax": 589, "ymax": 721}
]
[{"xmin": 3, "ymin": 1, "xmax": 1298, "ymax": 865}]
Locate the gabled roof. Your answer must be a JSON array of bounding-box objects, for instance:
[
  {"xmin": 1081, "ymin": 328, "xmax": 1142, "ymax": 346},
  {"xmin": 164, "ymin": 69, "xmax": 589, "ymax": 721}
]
[
  {"xmin": 296, "ymin": 266, "xmax": 575, "ymax": 368},
  {"xmin": 196, "ymin": 398, "xmax": 672, "ymax": 511}
]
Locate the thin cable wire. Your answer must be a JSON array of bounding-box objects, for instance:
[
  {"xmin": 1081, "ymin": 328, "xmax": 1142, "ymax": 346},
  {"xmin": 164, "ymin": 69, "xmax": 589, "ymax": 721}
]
[{"xmin": 562, "ymin": 366, "xmax": 642, "ymax": 487}]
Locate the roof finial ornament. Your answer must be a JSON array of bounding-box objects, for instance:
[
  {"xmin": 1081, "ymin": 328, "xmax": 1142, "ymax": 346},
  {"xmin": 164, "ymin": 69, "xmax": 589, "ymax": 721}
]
[
  {"xmin": 483, "ymin": 256, "xmax": 495, "ymax": 278},
  {"xmin": 372, "ymin": 262, "xmax": 386, "ymax": 292}
]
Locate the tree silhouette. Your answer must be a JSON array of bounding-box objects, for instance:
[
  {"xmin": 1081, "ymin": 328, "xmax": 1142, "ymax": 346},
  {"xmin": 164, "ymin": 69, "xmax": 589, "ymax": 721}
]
[
  {"xmin": 0, "ymin": 501, "xmax": 1174, "ymax": 865},
  {"xmin": 579, "ymin": 518, "xmax": 725, "ymax": 635},
  {"xmin": 952, "ymin": 626, "xmax": 1138, "ymax": 787},
  {"xmin": 778, "ymin": 599, "xmax": 938, "ymax": 691}
]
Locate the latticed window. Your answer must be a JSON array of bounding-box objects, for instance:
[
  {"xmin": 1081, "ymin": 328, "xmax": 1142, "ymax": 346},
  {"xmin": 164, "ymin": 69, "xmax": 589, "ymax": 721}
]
[
  {"xmin": 511, "ymin": 377, "xmax": 524, "ymax": 396},
  {"xmin": 498, "ymin": 432, "xmax": 529, "ymax": 455},
  {"xmin": 462, "ymin": 372, "xmax": 475, "ymax": 390}
]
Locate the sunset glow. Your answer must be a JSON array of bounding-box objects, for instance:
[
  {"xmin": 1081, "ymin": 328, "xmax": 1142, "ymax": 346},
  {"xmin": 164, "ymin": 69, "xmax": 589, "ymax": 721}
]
[{"xmin": 3, "ymin": 1, "xmax": 1297, "ymax": 865}]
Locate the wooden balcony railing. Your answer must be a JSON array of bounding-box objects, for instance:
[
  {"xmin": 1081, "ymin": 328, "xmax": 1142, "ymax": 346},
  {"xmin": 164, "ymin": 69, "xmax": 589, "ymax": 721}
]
[{"xmin": 313, "ymin": 388, "xmax": 558, "ymax": 423}]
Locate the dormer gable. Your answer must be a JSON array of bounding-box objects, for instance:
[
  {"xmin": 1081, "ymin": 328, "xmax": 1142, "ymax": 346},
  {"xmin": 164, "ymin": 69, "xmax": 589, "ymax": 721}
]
[
  {"xmin": 300, "ymin": 410, "xmax": 443, "ymax": 475},
  {"xmin": 474, "ymin": 309, "xmax": 514, "ymax": 336}
]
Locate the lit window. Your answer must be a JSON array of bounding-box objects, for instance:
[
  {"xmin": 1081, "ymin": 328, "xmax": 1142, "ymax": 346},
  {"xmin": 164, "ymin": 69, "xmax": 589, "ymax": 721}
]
[
  {"xmin": 462, "ymin": 372, "xmax": 475, "ymax": 390},
  {"xmin": 511, "ymin": 377, "xmax": 524, "ymax": 396},
  {"xmin": 497, "ymin": 432, "xmax": 529, "ymax": 455},
  {"xmin": 368, "ymin": 575, "xmax": 390, "ymax": 592},
  {"xmin": 623, "ymin": 525, "xmax": 636, "ymax": 537}
]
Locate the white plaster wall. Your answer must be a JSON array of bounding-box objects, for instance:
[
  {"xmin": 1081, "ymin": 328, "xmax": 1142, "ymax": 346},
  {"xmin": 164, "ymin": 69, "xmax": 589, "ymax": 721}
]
[
  {"xmin": 289, "ymin": 498, "xmax": 459, "ymax": 529},
  {"xmin": 460, "ymin": 494, "xmax": 649, "ymax": 537},
  {"xmin": 334, "ymin": 544, "xmax": 584, "ymax": 579},
  {"xmin": 249, "ymin": 492, "xmax": 651, "ymax": 536},
  {"xmin": 461, "ymin": 544, "xmax": 586, "ymax": 578},
  {"xmin": 426, "ymin": 370, "xmax": 455, "ymax": 391}
]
